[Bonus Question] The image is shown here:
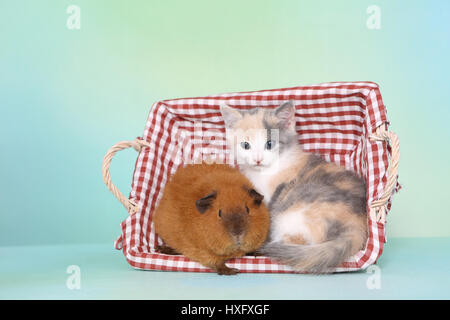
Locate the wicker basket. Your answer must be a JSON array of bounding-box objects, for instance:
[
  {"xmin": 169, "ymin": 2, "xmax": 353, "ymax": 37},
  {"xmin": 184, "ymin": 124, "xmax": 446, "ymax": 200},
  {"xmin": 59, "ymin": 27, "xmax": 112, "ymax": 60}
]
[{"xmin": 102, "ymin": 82, "xmax": 400, "ymax": 273}]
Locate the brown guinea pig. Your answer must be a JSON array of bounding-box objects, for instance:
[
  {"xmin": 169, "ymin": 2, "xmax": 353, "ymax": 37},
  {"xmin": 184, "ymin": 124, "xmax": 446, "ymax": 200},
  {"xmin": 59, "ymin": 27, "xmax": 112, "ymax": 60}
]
[{"xmin": 153, "ymin": 162, "xmax": 270, "ymax": 275}]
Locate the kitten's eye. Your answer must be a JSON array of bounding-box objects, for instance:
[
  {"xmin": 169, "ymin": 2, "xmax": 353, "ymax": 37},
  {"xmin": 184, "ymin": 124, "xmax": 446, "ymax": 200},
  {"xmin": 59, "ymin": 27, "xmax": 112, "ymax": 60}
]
[
  {"xmin": 241, "ymin": 141, "xmax": 251, "ymax": 150},
  {"xmin": 265, "ymin": 140, "xmax": 276, "ymax": 150},
  {"xmin": 218, "ymin": 209, "xmax": 222, "ymax": 218},
  {"xmin": 245, "ymin": 205, "xmax": 250, "ymax": 214}
]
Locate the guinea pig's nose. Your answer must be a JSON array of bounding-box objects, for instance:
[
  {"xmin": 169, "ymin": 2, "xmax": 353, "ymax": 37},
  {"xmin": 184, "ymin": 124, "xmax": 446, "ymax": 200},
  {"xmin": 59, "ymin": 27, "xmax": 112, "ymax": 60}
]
[
  {"xmin": 224, "ymin": 211, "xmax": 248, "ymax": 244},
  {"xmin": 231, "ymin": 222, "xmax": 246, "ymax": 241}
]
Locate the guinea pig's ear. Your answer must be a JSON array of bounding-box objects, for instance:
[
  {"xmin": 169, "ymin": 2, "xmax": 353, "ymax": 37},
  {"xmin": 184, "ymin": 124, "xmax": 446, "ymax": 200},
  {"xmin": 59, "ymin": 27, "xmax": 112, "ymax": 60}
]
[
  {"xmin": 195, "ymin": 191, "xmax": 217, "ymax": 214},
  {"xmin": 248, "ymin": 188, "xmax": 264, "ymax": 207}
]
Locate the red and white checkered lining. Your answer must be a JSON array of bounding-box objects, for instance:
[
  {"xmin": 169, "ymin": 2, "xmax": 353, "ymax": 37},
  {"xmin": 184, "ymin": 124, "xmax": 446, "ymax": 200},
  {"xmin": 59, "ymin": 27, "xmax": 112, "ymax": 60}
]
[{"xmin": 114, "ymin": 81, "xmax": 397, "ymax": 273}]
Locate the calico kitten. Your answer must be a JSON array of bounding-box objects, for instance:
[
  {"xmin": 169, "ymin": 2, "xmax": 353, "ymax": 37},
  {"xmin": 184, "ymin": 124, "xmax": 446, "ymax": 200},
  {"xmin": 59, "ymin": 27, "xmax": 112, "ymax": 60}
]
[{"xmin": 220, "ymin": 101, "xmax": 368, "ymax": 273}]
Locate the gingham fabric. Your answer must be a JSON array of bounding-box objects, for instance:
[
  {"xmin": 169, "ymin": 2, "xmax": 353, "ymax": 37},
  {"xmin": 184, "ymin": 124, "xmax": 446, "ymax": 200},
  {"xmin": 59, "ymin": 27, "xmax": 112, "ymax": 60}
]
[{"xmin": 114, "ymin": 81, "xmax": 397, "ymax": 273}]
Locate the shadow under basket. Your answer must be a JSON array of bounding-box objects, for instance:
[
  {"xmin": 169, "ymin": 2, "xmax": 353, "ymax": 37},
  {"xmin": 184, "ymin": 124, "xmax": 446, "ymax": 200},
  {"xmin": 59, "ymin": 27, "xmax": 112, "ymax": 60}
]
[{"xmin": 102, "ymin": 82, "xmax": 400, "ymax": 273}]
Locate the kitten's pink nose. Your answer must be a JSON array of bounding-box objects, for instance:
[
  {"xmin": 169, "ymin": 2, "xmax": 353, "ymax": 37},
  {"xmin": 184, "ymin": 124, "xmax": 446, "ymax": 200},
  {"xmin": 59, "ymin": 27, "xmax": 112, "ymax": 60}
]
[{"xmin": 255, "ymin": 160, "xmax": 262, "ymax": 165}]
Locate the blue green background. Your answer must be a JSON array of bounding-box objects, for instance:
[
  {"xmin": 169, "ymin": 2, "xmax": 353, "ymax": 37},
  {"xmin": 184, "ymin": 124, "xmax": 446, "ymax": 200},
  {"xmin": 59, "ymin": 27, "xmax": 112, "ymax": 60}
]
[{"xmin": 1, "ymin": 0, "xmax": 449, "ymax": 247}]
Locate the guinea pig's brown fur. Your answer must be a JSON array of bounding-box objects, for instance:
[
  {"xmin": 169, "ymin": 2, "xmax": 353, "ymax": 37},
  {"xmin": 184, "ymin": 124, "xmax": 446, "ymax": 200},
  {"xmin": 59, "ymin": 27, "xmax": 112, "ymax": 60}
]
[{"xmin": 153, "ymin": 162, "xmax": 270, "ymax": 275}]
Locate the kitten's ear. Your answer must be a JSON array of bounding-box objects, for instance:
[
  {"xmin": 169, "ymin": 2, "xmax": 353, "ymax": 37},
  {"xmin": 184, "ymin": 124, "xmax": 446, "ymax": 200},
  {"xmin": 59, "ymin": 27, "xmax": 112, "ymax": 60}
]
[
  {"xmin": 195, "ymin": 191, "xmax": 217, "ymax": 214},
  {"xmin": 220, "ymin": 103, "xmax": 242, "ymax": 128},
  {"xmin": 274, "ymin": 100, "xmax": 296, "ymax": 130}
]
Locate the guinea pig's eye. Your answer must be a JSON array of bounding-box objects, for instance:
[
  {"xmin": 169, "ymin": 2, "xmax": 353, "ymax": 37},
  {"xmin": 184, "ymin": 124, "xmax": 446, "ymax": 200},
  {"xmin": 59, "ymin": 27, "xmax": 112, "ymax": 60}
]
[
  {"xmin": 218, "ymin": 209, "xmax": 222, "ymax": 218},
  {"xmin": 245, "ymin": 205, "xmax": 250, "ymax": 214},
  {"xmin": 240, "ymin": 141, "xmax": 251, "ymax": 150}
]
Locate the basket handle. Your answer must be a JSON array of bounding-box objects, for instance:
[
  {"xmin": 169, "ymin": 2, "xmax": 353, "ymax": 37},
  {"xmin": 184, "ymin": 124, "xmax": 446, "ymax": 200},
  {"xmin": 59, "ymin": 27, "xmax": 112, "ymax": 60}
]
[
  {"xmin": 368, "ymin": 125, "xmax": 400, "ymax": 223},
  {"xmin": 102, "ymin": 138, "xmax": 151, "ymax": 215}
]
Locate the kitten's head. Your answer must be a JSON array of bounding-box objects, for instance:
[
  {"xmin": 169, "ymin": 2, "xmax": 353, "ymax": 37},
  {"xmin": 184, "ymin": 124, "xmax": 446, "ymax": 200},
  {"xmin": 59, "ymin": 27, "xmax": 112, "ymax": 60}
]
[{"xmin": 220, "ymin": 101, "xmax": 298, "ymax": 171}]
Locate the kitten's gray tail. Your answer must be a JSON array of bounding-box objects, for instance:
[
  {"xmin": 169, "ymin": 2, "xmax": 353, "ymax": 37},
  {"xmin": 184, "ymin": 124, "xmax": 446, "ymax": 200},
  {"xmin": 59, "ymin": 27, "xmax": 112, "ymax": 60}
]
[{"xmin": 260, "ymin": 235, "xmax": 361, "ymax": 274}]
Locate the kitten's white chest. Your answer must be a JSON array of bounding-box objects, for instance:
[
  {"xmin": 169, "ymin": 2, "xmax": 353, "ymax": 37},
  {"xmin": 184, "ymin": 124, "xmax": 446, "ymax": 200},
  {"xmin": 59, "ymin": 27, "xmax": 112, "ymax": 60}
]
[{"xmin": 244, "ymin": 170, "xmax": 278, "ymax": 204}]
